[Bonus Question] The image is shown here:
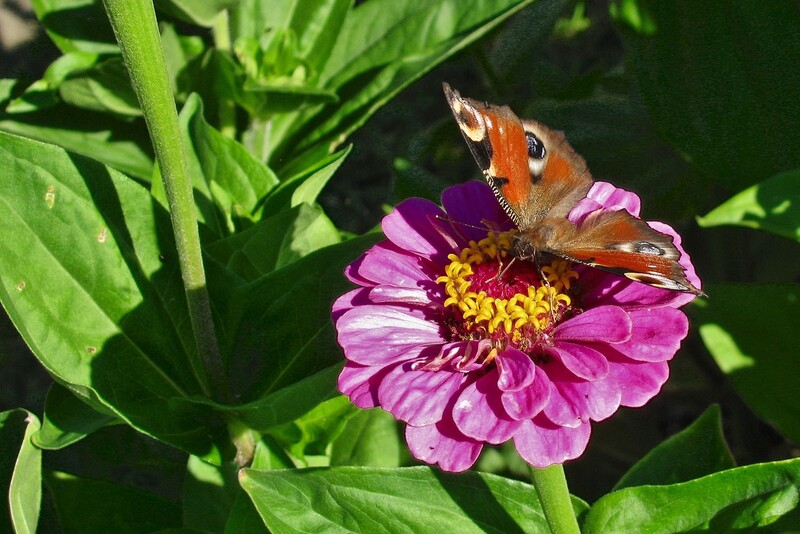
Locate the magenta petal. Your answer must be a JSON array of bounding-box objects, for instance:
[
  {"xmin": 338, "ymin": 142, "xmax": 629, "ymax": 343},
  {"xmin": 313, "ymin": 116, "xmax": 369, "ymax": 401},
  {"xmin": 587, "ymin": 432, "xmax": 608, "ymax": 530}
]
[
  {"xmin": 614, "ymin": 308, "xmax": 688, "ymax": 362},
  {"xmin": 569, "ymin": 182, "xmax": 642, "ymax": 223},
  {"xmin": 332, "ymin": 288, "xmax": 371, "ymax": 321},
  {"xmin": 547, "ymin": 342, "xmax": 609, "ymax": 380},
  {"xmin": 609, "ymin": 358, "xmax": 670, "ymax": 407},
  {"xmin": 336, "ymin": 305, "xmax": 443, "ymax": 365},
  {"xmin": 452, "ymin": 371, "xmax": 521, "ymax": 443},
  {"xmin": 405, "ymin": 418, "xmax": 483, "ymax": 472},
  {"xmin": 338, "ymin": 362, "xmax": 387, "ymax": 409},
  {"xmin": 378, "ymin": 363, "xmax": 465, "ymax": 426},
  {"xmin": 555, "ymin": 305, "xmax": 631, "ymax": 343},
  {"xmin": 357, "ymin": 242, "xmax": 436, "ymax": 289},
  {"xmin": 496, "ymin": 347, "xmax": 537, "ymax": 391},
  {"xmin": 543, "ymin": 360, "xmax": 621, "ymax": 425},
  {"xmin": 502, "ymin": 365, "xmax": 551, "ymax": 420},
  {"xmin": 512, "ymin": 414, "xmax": 591, "ymax": 468},
  {"xmin": 382, "ymin": 198, "xmax": 458, "ymax": 261}
]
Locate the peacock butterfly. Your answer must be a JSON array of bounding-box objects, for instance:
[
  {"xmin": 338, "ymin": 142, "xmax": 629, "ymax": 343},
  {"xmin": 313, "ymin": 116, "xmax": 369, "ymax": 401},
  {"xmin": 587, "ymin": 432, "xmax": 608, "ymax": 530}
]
[{"xmin": 443, "ymin": 83, "xmax": 702, "ymax": 295}]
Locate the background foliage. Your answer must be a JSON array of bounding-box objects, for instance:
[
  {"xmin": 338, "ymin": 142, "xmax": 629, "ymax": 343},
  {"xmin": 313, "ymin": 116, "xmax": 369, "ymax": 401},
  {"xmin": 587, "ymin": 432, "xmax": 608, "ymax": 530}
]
[{"xmin": 1, "ymin": 0, "xmax": 798, "ymax": 531}]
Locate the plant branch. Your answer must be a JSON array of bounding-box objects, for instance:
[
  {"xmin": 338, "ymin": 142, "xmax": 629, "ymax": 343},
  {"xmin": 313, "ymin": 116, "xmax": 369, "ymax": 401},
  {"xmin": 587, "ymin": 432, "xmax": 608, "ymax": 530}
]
[
  {"xmin": 102, "ymin": 0, "xmax": 228, "ymax": 401},
  {"xmin": 529, "ymin": 464, "xmax": 581, "ymax": 534}
]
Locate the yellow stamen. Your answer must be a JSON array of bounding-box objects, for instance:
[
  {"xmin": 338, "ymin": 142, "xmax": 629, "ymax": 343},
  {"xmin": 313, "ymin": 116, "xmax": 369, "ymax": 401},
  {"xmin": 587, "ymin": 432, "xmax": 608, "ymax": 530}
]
[{"xmin": 436, "ymin": 230, "xmax": 576, "ymax": 338}]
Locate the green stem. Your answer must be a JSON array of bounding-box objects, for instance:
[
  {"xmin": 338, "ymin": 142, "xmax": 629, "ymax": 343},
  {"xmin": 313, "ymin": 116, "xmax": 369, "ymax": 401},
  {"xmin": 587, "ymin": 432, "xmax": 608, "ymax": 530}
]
[
  {"xmin": 529, "ymin": 464, "xmax": 581, "ymax": 534},
  {"xmin": 213, "ymin": 10, "xmax": 237, "ymax": 139},
  {"xmin": 102, "ymin": 0, "xmax": 227, "ymax": 401}
]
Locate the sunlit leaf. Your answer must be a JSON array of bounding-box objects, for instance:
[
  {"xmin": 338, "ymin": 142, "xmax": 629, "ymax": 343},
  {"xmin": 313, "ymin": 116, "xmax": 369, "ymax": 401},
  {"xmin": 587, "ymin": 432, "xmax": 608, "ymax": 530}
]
[
  {"xmin": 0, "ymin": 130, "xmax": 227, "ymax": 458},
  {"xmin": 698, "ymin": 170, "xmax": 800, "ymax": 242},
  {"xmin": 695, "ymin": 283, "xmax": 800, "ymax": 445},
  {"xmin": 0, "ymin": 409, "xmax": 41, "ymax": 534},
  {"xmin": 240, "ymin": 466, "xmax": 589, "ymax": 532},
  {"xmin": 585, "ymin": 458, "xmax": 800, "ymax": 532}
]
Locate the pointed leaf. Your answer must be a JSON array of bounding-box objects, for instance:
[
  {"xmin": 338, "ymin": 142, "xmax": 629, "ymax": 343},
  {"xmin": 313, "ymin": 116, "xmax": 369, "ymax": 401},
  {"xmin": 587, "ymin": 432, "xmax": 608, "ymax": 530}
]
[
  {"xmin": 240, "ymin": 465, "xmax": 588, "ymax": 532},
  {"xmin": 1, "ymin": 409, "xmax": 41, "ymax": 534},
  {"xmin": 615, "ymin": 405, "xmax": 734, "ymax": 490},
  {"xmin": 584, "ymin": 458, "xmax": 800, "ymax": 532},
  {"xmin": 698, "ymin": 169, "xmax": 800, "ymax": 242},
  {"xmin": 33, "ymin": 382, "xmax": 118, "ymax": 450},
  {"xmin": 206, "ymin": 203, "xmax": 340, "ymax": 281}
]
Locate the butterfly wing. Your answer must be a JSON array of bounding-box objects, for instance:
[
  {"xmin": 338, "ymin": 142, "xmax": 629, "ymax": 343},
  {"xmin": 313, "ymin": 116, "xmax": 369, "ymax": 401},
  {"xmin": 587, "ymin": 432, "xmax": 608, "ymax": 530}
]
[
  {"xmin": 443, "ymin": 83, "xmax": 592, "ymax": 228},
  {"xmin": 554, "ymin": 209, "xmax": 702, "ymax": 294}
]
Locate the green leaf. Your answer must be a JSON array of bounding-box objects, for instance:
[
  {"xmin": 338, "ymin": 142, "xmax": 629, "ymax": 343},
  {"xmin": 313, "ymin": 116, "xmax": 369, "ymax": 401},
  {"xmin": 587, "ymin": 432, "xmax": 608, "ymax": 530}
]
[
  {"xmin": 616, "ymin": 1, "xmax": 800, "ymax": 190},
  {"xmin": 30, "ymin": 0, "xmax": 118, "ymax": 54},
  {"xmin": 5, "ymin": 52, "xmax": 100, "ymax": 114},
  {"xmin": 219, "ymin": 233, "xmax": 381, "ymax": 402},
  {"xmin": 0, "ymin": 409, "xmax": 42, "ymax": 534},
  {"xmin": 160, "ymin": 23, "xmax": 206, "ymax": 100},
  {"xmin": 0, "ymin": 79, "xmax": 17, "ymax": 106},
  {"xmin": 0, "ymin": 130, "xmax": 226, "ymax": 459},
  {"xmin": 33, "ymin": 382, "xmax": 118, "ymax": 450},
  {"xmin": 0, "ymin": 105, "xmax": 154, "ymax": 180},
  {"xmin": 154, "ymin": 94, "xmax": 279, "ymax": 236},
  {"xmin": 240, "ymin": 465, "xmax": 588, "ymax": 532},
  {"xmin": 269, "ymin": 0, "xmax": 542, "ymax": 170},
  {"xmin": 154, "ymin": 0, "xmax": 238, "ymax": 27},
  {"xmin": 584, "ymin": 458, "xmax": 800, "ymax": 532},
  {"xmin": 259, "ymin": 144, "xmax": 351, "ymax": 217},
  {"xmin": 614, "ymin": 405, "xmax": 734, "ymax": 490},
  {"xmin": 183, "ymin": 455, "xmax": 239, "ymax": 533},
  {"xmin": 698, "ymin": 169, "xmax": 800, "ymax": 242},
  {"xmin": 206, "ymin": 203, "xmax": 341, "ymax": 282},
  {"xmin": 270, "ymin": 395, "xmax": 357, "ymax": 466},
  {"xmin": 330, "ymin": 408, "xmax": 402, "ymax": 468},
  {"xmin": 44, "ymin": 470, "xmax": 181, "ymax": 532},
  {"xmin": 695, "ymin": 283, "xmax": 800, "ymax": 445},
  {"xmin": 58, "ymin": 57, "xmax": 142, "ymax": 117}
]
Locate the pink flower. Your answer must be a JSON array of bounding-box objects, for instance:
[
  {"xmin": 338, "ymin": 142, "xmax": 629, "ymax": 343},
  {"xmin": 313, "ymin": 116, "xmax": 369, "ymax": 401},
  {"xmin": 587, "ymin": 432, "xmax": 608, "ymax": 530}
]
[{"xmin": 333, "ymin": 181, "xmax": 700, "ymax": 472}]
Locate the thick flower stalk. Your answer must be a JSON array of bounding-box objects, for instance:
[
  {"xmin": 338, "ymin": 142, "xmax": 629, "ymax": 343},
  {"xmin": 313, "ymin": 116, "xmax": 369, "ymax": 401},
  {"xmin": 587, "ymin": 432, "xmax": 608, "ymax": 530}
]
[{"xmin": 333, "ymin": 181, "xmax": 700, "ymax": 472}]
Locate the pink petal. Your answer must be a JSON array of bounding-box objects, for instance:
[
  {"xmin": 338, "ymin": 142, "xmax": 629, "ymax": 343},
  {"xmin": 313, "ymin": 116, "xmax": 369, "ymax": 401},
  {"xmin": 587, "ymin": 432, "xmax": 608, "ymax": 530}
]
[
  {"xmin": 501, "ymin": 365, "xmax": 552, "ymax": 420},
  {"xmin": 542, "ymin": 360, "xmax": 622, "ymax": 425},
  {"xmin": 357, "ymin": 242, "xmax": 438, "ymax": 289},
  {"xmin": 440, "ymin": 181, "xmax": 514, "ymax": 242},
  {"xmin": 366, "ymin": 286, "xmax": 445, "ymax": 308},
  {"xmin": 569, "ymin": 182, "xmax": 642, "ymax": 223},
  {"xmin": 555, "ymin": 305, "xmax": 631, "ymax": 343},
  {"xmin": 332, "ymin": 288, "xmax": 371, "ymax": 321},
  {"xmin": 512, "ymin": 414, "xmax": 592, "ymax": 468},
  {"xmin": 336, "ymin": 305, "xmax": 443, "ymax": 365},
  {"xmin": 378, "ymin": 363, "xmax": 466, "ymax": 426},
  {"xmin": 608, "ymin": 358, "xmax": 670, "ymax": 407},
  {"xmin": 382, "ymin": 198, "xmax": 458, "ymax": 261},
  {"xmin": 613, "ymin": 308, "xmax": 688, "ymax": 362},
  {"xmin": 496, "ymin": 347, "xmax": 537, "ymax": 391},
  {"xmin": 405, "ymin": 418, "xmax": 483, "ymax": 472},
  {"xmin": 546, "ymin": 342, "xmax": 609, "ymax": 380},
  {"xmin": 338, "ymin": 362, "xmax": 388, "ymax": 409},
  {"xmin": 452, "ymin": 371, "xmax": 522, "ymax": 444}
]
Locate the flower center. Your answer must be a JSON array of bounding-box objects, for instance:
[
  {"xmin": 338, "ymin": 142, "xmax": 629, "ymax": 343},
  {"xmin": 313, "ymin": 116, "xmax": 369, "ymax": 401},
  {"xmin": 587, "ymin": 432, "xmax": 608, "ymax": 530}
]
[{"xmin": 436, "ymin": 230, "xmax": 579, "ymax": 356}]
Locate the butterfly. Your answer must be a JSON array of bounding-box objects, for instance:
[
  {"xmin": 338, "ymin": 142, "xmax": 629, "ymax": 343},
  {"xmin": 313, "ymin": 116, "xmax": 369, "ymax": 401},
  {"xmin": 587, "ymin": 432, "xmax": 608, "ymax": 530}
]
[{"xmin": 443, "ymin": 83, "xmax": 702, "ymax": 295}]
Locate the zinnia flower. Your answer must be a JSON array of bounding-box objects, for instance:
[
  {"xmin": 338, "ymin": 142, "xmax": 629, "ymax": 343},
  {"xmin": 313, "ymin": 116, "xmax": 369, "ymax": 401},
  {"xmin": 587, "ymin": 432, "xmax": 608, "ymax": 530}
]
[{"xmin": 333, "ymin": 181, "xmax": 700, "ymax": 472}]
